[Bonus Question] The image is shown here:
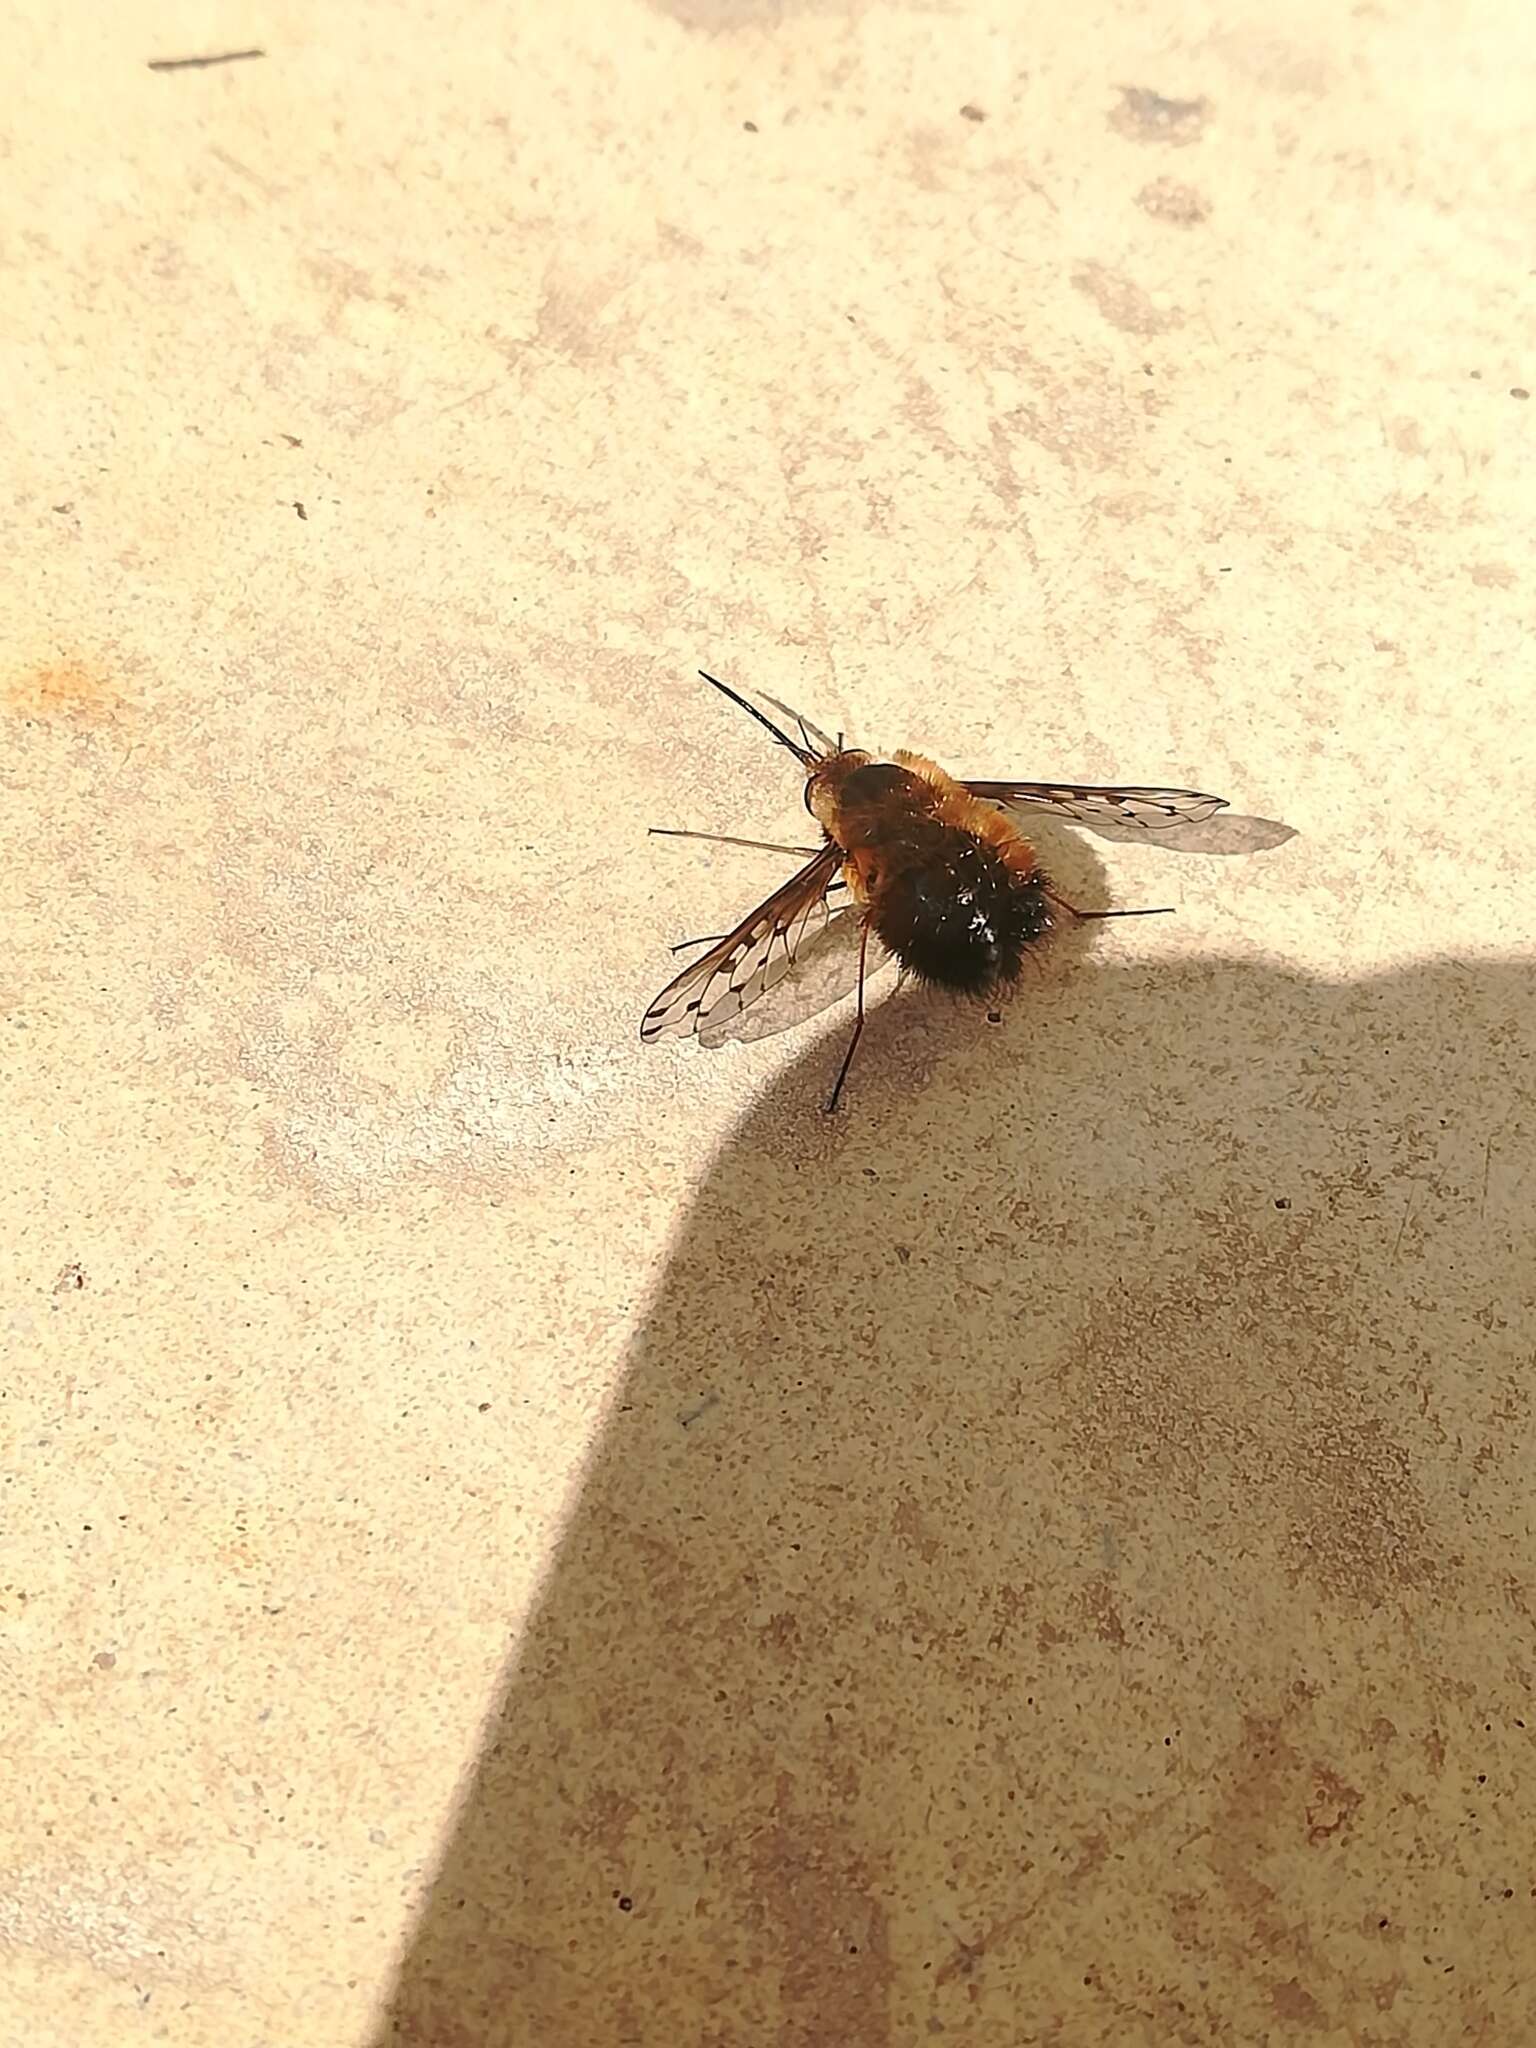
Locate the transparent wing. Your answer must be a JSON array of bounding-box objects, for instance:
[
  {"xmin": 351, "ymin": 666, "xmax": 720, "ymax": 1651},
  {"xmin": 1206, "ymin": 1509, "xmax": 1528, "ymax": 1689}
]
[
  {"xmin": 699, "ymin": 905, "xmax": 896, "ymax": 1047},
  {"xmin": 963, "ymin": 779, "xmax": 1229, "ymax": 836},
  {"xmin": 640, "ymin": 845, "xmax": 844, "ymax": 1043},
  {"xmin": 757, "ymin": 691, "xmax": 842, "ymax": 759}
]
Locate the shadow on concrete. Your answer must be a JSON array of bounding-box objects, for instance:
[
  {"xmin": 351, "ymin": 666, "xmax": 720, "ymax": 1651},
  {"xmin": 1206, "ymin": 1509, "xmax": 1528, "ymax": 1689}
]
[{"xmin": 376, "ymin": 947, "xmax": 1536, "ymax": 2045}]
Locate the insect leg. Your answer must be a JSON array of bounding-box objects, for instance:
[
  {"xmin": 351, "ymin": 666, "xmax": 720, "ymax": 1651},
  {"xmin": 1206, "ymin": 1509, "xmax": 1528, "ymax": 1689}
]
[
  {"xmin": 650, "ymin": 827, "xmax": 824, "ymax": 857},
  {"xmin": 670, "ymin": 881, "xmax": 846, "ymax": 955},
  {"xmin": 1042, "ymin": 886, "xmax": 1174, "ymax": 921},
  {"xmin": 824, "ymin": 919, "xmax": 873, "ymax": 1114}
]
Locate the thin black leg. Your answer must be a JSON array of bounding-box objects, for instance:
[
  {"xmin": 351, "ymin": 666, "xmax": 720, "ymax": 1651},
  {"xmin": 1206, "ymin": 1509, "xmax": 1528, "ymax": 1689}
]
[
  {"xmin": 1042, "ymin": 886, "xmax": 1174, "ymax": 920},
  {"xmin": 671, "ymin": 882, "xmax": 847, "ymax": 954},
  {"xmin": 824, "ymin": 920, "xmax": 872, "ymax": 1113},
  {"xmin": 650, "ymin": 827, "xmax": 823, "ymax": 857}
]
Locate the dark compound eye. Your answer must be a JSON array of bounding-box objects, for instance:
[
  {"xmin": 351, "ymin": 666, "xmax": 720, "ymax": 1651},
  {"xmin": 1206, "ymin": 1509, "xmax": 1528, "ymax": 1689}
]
[{"xmin": 840, "ymin": 761, "xmax": 914, "ymax": 806}]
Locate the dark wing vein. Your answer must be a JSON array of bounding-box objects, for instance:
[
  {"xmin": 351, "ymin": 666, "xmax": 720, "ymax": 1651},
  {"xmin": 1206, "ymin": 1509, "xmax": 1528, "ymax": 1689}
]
[
  {"xmin": 640, "ymin": 845, "xmax": 843, "ymax": 1043},
  {"xmin": 963, "ymin": 779, "xmax": 1228, "ymax": 834}
]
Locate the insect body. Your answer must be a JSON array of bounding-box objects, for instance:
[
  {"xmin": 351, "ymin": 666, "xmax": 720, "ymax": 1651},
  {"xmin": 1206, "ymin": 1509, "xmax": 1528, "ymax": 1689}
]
[
  {"xmin": 642, "ymin": 673, "xmax": 1229, "ymax": 1112},
  {"xmin": 807, "ymin": 748, "xmax": 1053, "ymax": 998}
]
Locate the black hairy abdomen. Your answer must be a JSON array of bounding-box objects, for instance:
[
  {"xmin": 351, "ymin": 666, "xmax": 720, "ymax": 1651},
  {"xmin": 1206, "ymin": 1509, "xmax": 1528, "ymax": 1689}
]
[{"xmin": 872, "ymin": 831, "xmax": 1051, "ymax": 996}]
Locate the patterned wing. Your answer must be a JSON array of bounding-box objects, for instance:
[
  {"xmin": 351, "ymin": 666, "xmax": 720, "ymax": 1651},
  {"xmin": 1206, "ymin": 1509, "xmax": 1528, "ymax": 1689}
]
[
  {"xmin": 963, "ymin": 779, "xmax": 1229, "ymax": 836},
  {"xmin": 640, "ymin": 845, "xmax": 844, "ymax": 1043}
]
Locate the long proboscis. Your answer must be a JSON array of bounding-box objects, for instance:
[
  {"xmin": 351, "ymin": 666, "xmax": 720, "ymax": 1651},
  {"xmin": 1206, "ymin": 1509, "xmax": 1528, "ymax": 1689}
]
[{"xmin": 697, "ymin": 670, "xmax": 815, "ymax": 766}]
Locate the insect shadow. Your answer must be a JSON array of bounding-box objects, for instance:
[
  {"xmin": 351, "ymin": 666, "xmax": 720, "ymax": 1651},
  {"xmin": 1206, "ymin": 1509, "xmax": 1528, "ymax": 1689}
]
[{"xmin": 374, "ymin": 948, "xmax": 1536, "ymax": 2046}]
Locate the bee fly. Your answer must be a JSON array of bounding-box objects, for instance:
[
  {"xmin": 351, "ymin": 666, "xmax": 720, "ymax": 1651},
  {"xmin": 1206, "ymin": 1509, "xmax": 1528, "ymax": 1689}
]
[{"xmin": 641, "ymin": 672, "xmax": 1229, "ymax": 1112}]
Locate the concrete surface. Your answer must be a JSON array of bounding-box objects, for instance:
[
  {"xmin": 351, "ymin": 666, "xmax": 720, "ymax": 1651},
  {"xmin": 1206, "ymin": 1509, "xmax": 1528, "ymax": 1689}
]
[{"xmin": 4, "ymin": 1, "xmax": 1534, "ymax": 2043}]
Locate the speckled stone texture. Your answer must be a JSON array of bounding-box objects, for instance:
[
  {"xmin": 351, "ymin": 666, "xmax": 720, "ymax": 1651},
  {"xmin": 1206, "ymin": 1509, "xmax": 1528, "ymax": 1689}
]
[{"xmin": 4, "ymin": 2, "xmax": 1534, "ymax": 2044}]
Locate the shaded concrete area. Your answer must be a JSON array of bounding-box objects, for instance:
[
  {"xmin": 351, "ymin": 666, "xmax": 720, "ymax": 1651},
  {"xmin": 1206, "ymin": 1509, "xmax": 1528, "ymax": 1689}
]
[
  {"xmin": 4, "ymin": 0, "xmax": 1534, "ymax": 2042},
  {"xmin": 379, "ymin": 956, "xmax": 1536, "ymax": 2044}
]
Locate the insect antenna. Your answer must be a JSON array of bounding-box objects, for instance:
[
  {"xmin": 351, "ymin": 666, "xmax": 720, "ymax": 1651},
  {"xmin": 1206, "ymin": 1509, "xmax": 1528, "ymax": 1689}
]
[{"xmin": 698, "ymin": 670, "xmax": 814, "ymax": 766}]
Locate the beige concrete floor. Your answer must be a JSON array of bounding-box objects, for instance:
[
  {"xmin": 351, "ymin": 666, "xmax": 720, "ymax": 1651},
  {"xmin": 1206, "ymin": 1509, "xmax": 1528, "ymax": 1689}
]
[{"xmin": 5, "ymin": 2, "xmax": 1534, "ymax": 2042}]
